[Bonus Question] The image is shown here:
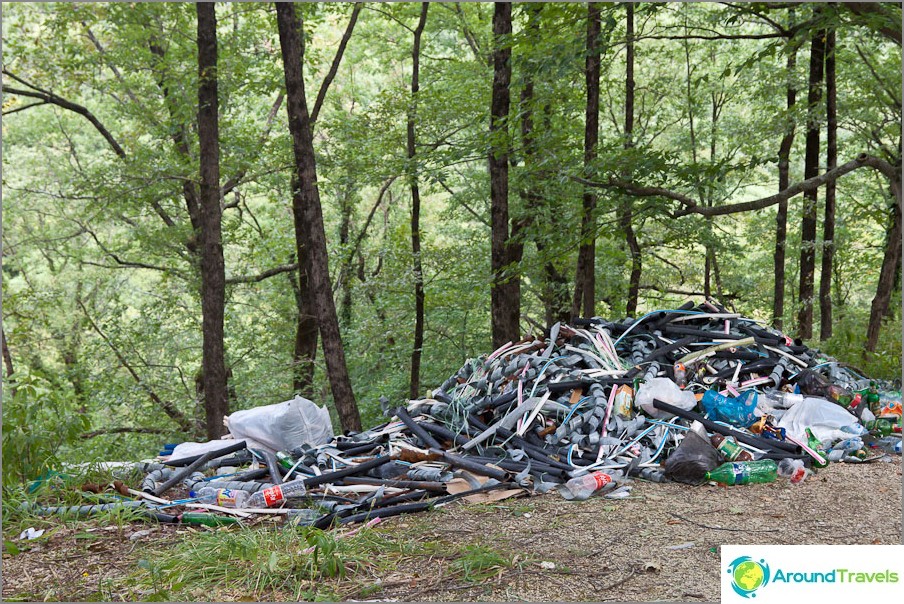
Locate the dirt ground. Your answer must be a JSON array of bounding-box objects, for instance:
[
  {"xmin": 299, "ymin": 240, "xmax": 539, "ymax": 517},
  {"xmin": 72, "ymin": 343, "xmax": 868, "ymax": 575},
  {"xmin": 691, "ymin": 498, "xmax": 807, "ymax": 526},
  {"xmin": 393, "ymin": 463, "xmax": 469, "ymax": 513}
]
[{"xmin": 3, "ymin": 459, "xmax": 901, "ymax": 602}]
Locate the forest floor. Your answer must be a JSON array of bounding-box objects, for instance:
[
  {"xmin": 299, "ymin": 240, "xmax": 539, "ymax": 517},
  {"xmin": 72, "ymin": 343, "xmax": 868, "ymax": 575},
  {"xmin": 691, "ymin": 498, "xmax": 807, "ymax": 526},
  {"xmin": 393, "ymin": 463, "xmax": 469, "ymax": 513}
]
[{"xmin": 2, "ymin": 459, "xmax": 901, "ymax": 602}]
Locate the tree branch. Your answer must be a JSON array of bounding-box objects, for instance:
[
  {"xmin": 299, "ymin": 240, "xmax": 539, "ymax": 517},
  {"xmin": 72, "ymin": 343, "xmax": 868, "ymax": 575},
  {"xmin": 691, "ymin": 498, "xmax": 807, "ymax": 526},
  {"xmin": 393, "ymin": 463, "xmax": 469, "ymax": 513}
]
[
  {"xmin": 2, "ymin": 71, "xmax": 126, "ymax": 158},
  {"xmin": 574, "ymin": 153, "xmax": 894, "ymax": 218},
  {"xmin": 77, "ymin": 299, "xmax": 196, "ymax": 434},
  {"xmin": 225, "ymin": 262, "xmax": 300, "ymax": 285},
  {"xmin": 221, "ymin": 91, "xmax": 285, "ymax": 198},
  {"xmin": 844, "ymin": 3, "xmax": 902, "ymax": 46},
  {"xmin": 310, "ymin": 2, "xmax": 362, "ymax": 124},
  {"xmin": 80, "ymin": 427, "xmax": 170, "ymax": 439}
]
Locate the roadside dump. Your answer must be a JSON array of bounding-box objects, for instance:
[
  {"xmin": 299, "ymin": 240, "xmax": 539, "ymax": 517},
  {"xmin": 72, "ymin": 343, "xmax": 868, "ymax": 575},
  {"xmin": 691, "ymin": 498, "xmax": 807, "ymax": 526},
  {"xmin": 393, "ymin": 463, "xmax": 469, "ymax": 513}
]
[{"xmin": 21, "ymin": 301, "xmax": 902, "ymax": 529}]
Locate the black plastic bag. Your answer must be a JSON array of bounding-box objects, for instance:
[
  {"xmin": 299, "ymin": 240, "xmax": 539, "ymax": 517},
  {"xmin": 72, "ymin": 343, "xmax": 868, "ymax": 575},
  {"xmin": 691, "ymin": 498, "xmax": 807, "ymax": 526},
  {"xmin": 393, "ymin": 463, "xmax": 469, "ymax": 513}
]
[{"xmin": 664, "ymin": 430, "xmax": 723, "ymax": 485}]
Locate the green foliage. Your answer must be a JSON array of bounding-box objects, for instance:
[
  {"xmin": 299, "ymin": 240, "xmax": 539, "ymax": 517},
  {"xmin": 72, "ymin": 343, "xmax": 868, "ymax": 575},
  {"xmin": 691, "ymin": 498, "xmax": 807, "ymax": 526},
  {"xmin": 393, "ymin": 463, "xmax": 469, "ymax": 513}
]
[
  {"xmin": 2, "ymin": 370, "xmax": 90, "ymax": 487},
  {"xmin": 1, "ymin": 1, "xmax": 900, "ymax": 462}
]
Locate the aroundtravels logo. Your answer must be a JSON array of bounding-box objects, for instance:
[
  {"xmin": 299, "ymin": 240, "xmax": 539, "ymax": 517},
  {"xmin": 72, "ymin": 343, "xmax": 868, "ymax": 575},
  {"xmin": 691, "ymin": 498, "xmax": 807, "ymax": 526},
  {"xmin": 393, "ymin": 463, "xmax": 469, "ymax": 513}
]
[{"xmin": 726, "ymin": 556, "xmax": 771, "ymax": 598}]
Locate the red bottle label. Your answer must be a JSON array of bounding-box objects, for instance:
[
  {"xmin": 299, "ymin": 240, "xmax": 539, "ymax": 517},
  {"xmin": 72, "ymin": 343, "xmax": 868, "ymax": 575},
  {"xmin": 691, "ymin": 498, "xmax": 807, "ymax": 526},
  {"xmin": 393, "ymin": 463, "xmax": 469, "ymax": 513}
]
[
  {"xmin": 591, "ymin": 472, "xmax": 613, "ymax": 489},
  {"xmin": 261, "ymin": 485, "xmax": 284, "ymax": 507}
]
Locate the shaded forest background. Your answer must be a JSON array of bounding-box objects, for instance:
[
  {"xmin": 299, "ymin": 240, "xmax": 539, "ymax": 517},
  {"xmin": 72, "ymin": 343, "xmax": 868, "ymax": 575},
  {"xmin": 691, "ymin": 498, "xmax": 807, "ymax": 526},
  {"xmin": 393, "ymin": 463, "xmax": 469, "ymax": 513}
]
[{"xmin": 1, "ymin": 2, "xmax": 901, "ymax": 484}]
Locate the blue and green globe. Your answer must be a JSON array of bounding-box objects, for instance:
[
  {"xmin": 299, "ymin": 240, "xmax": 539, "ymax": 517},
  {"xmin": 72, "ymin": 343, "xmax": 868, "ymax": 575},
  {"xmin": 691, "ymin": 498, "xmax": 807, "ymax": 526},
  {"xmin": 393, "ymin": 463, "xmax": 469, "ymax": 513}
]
[{"xmin": 727, "ymin": 556, "xmax": 770, "ymax": 598}]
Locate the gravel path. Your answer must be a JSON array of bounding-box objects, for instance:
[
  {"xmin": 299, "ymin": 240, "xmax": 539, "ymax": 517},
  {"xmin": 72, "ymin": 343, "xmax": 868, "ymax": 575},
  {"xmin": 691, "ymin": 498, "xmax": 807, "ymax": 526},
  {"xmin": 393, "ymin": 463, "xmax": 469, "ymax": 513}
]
[{"xmin": 2, "ymin": 459, "xmax": 901, "ymax": 602}]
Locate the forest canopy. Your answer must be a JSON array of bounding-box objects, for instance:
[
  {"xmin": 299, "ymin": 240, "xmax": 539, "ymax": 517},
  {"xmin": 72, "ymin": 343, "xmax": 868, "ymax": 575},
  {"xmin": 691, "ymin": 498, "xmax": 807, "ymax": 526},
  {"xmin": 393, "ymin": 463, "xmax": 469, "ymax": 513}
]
[{"xmin": 1, "ymin": 2, "xmax": 900, "ymax": 482}]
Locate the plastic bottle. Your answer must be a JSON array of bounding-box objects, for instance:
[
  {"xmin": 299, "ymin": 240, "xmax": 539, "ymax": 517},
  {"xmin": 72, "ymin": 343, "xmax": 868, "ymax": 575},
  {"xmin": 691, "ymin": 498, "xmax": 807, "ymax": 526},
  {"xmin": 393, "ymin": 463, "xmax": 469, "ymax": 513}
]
[
  {"xmin": 705, "ymin": 460, "xmax": 777, "ymax": 485},
  {"xmin": 777, "ymin": 458, "xmax": 809, "ymax": 484},
  {"xmin": 804, "ymin": 427, "xmax": 830, "ymax": 468},
  {"xmin": 191, "ymin": 487, "xmax": 250, "ymax": 508},
  {"xmin": 831, "ymin": 437, "xmax": 864, "ymax": 454},
  {"xmin": 796, "ymin": 370, "xmax": 854, "ymax": 406},
  {"xmin": 558, "ymin": 470, "xmax": 623, "ymax": 500},
  {"xmin": 275, "ymin": 451, "xmax": 296, "ymax": 470},
  {"xmin": 710, "ymin": 434, "xmax": 754, "ymax": 461},
  {"xmin": 244, "ymin": 479, "xmax": 307, "ymax": 508},
  {"xmin": 761, "ymin": 389, "xmax": 804, "ymax": 409},
  {"xmin": 873, "ymin": 436, "xmax": 902, "ymax": 455},
  {"xmin": 865, "ymin": 419, "xmax": 892, "ymax": 436}
]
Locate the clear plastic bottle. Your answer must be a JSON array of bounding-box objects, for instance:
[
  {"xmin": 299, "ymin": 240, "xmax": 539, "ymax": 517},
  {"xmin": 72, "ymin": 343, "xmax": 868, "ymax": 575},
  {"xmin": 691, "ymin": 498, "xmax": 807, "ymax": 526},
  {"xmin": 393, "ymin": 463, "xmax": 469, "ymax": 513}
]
[
  {"xmin": 244, "ymin": 479, "xmax": 307, "ymax": 508},
  {"xmin": 191, "ymin": 487, "xmax": 250, "ymax": 508},
  {"xmin": 761, "ymin": 389, "xmax": 804, "ymax": 409},
  {"xmin": 558, "ymin": 470, "xmax": 623, "ymax": 501},
  {"xmin": 776, "ymin": 459, "xmax": 809, "ymax": 484}
]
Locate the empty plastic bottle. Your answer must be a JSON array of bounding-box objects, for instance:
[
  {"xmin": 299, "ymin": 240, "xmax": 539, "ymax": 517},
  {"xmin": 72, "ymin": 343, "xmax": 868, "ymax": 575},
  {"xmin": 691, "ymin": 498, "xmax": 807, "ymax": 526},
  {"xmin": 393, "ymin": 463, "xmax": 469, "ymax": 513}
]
[
  {"xmin": 705, "ymin": 460, "xmax": 777, "ymax": 485},
  {"xmin": 191, "ymin": 487, "xmax": 250, "ymax": 508},
  {"xmin": 244, "ymin": 479, "xmax": 307, "ymax": 508},
  {"xmin": 776, "ymin": 459, "xmax": 809, "ymax": 484},
  {"xmin": 558, "ymin": 470, "xmax": 623, "ymax": 500},
  {"xmin": 873, "ymin": 436, "xmax": 902, "ymax": 455},
  {"xmin": 761, "ymin": 389, "xmax": 804, "ymax": 409}
]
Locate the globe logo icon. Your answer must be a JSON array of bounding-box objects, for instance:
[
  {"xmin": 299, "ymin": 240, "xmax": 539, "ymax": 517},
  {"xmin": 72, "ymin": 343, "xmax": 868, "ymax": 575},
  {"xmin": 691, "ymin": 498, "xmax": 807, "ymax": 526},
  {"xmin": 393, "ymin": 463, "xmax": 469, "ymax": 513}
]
[{"xmin": 727, "ymin": 556, "xmax": 770, "ymax": 598}]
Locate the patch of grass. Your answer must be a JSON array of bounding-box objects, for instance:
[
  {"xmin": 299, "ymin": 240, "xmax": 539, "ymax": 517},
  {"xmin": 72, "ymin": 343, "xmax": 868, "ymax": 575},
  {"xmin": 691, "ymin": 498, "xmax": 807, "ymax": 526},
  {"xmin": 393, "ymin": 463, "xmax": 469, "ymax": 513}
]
[
  {"xmin": 451, "ymin": 544, "xmax": 515, "ymax": 582},
  {"xmin": 128, "ymin": 523, "xmax": 404, "ymax": 600}
]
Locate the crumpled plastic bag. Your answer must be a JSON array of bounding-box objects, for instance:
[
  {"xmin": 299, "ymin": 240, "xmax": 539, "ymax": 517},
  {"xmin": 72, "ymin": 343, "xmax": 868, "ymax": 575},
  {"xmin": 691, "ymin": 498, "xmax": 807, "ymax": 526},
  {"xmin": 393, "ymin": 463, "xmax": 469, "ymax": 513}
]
[
  {"xmin": 663, "ymin": 430, "xmax": 722, "ymax": 485},
  {"xmin": 169, "ymin": 438, "xmax": 245, "ymax": 460},
  {"xmin": 701, "ymin": 390, "xmax": 759, "ymax": 427},
  {"xmin": 635, "ymin": 377, "xmax": 697, "ymax": 419},
  {"xmin": 225, "ymin": 395, "xmax": 334, "ymax": 453},
  {"xmin": 777, "ymin": 396, "xmax": 860, "ymax": 443}
]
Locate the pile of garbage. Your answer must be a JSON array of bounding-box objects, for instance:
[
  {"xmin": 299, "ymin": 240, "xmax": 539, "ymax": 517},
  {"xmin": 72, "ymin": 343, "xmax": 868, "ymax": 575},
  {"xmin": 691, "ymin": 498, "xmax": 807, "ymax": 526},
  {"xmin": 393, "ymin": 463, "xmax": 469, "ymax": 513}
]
[{"xmin": 28, "ymin": 301, "xmax": 902, "ymax": 528}]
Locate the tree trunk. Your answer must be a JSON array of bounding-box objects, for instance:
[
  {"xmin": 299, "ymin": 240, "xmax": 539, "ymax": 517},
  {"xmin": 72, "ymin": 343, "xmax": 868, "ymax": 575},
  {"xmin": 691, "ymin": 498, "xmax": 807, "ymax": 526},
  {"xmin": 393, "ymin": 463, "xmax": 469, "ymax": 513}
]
[
  {"xmin": 489, "ymin": 2, "xmax": 519, "ymax": 348},
  {"xmin": 338, "ymin": 186, "xmax": 354, "ymax": 329},
  {"xmin": 620, "ymin": 3, "xmax": 642, "ymax": 316},
  {"xmin": 196, "ymin": 2, "xmax": 229, "ymax": 439},
  {"xmin": 291, "ymin": 179, "xmax": 319, "ymax": 397},
  {"xmin": 866, "ymin": 176, "xmax": 903, "ymax": 352},
  {"xmin": 276, "ymin": 2, "xmax": 362, "ymax": 432},
  {"xmin": 773, "ymin": 45, "xmax": 798, "ymax": 330},
  {"xmin": 819, "ymin": 27, "xmax": 837, "ymax": 341},
  {"xmin": 1, "ymin": 325, "xmax": 16, "ymax": 398},
  {"xmin": 573, "ymin": 2, "xmax": 601, "ymax": 319},
  {"xmin": 408, "ymin": 2, "xmax": 429, "ymax": 399},
  {"xmin": 797, "ymin": 28, "xmax": 825, "ymax": 340}
]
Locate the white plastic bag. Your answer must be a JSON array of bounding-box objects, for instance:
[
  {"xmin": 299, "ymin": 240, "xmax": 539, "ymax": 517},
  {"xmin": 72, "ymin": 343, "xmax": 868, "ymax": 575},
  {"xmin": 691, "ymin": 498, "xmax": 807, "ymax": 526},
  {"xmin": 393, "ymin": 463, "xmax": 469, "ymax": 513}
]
[
  {"xmin": 777, "ymin": 396, "xmax": 860, "ymax": 443},
  {"xmin": 225, "ymin": 395, "xmax": 334, "ymax": 453},
  {"xmin": 635, "ymin": 377, "xmax": 697, "ymax": 419},
  {"xmin": 169, "ymin": 439, "xmax": 244, "ymax": 460}
]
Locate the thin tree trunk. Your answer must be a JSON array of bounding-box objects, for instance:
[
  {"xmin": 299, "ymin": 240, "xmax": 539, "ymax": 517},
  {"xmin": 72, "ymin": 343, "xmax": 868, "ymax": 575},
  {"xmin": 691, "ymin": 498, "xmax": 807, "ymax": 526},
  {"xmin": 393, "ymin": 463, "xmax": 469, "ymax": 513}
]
[
  {"xmin": 866, "ymin": 176, "xmax": 903, "ymax": 352},
  {"xmin": 276, "ymin": 2, "xmax": 361, "ymax": 432},
  {"xmin": 797, "ymin": 28, "xmax": 825, "ymax": 339},
  {"xmin": 489, "ymin": 2, "xmax": 518, "ymax": 348},
  {"xmin": 819, "ymin": 26, "xmax": 837, "ymax": 340},
  {"xmin": 1, "ymin": 325, "xmax": 16, "ymax": 398},
  {"xmin": 337, "ymin": 185, "xmax": 355, "ymax": 330},
  {"xmin": 774, "ymin": 45, "xmax": 798, "ymax": 330},
  {"xmin": 574, "ymin": 2, "xmax": 601, "ymax": 319},
  {"xmin": 408, "ymin": 2, "xmax": 429, "ymax": 399},
  {"xmin": 292, "ymin": 180, "xmax": 318, "ymax": 397},
  {"xmin": 620, "ymin": 3, "xmax": 642, "ymax": 316},
  {"xmin": 196, "ymin": 2, "xmax": 229, "ymax": 439}
]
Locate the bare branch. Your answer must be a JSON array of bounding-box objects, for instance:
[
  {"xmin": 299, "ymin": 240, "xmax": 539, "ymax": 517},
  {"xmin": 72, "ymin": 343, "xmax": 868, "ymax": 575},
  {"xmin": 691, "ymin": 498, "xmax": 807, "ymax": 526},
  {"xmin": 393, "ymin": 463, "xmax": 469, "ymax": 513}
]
[
  {"xmin": 310, "ymin": 2, "xmax": 362, "ymax": 124},
  {"xmin": 226, "ymin": 262, "xmax": 299, "ymax": 285},
  {"xmin": 573, "ymin": 154, "xmax": 895, "ymax": 218},
  {"xmin": 77, "ymin": 299, "xmax": 196, "ymax": 434},
  {"xmin": 80, "ymin": 427, "xmax": 170, "ymax": 439},
  {"xmin": 2, "ymin": 71, "xmax": 126, "ymax": 158}
]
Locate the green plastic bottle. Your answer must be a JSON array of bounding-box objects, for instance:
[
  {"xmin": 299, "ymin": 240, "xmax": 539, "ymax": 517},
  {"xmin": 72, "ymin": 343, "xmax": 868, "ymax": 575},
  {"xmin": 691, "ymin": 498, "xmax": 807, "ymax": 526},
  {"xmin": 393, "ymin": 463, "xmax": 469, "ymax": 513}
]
[
  {"xmin": 866, "ymin": 419, "xmax": 893, "ymax": 437},
  {"xmin": 275, "ymin": 451, "xmax": 296, "ymax": 470},
  {"xmin": 180, "ymin": 512, "xmax": 240, "ymax": 527},
  {"xmin": 804, "ymin": 427, "xmax": 830, "ymax": 468},
  {"xmin": 705, "ymin": 460, "xmax": 778, "ymax": 485}
]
